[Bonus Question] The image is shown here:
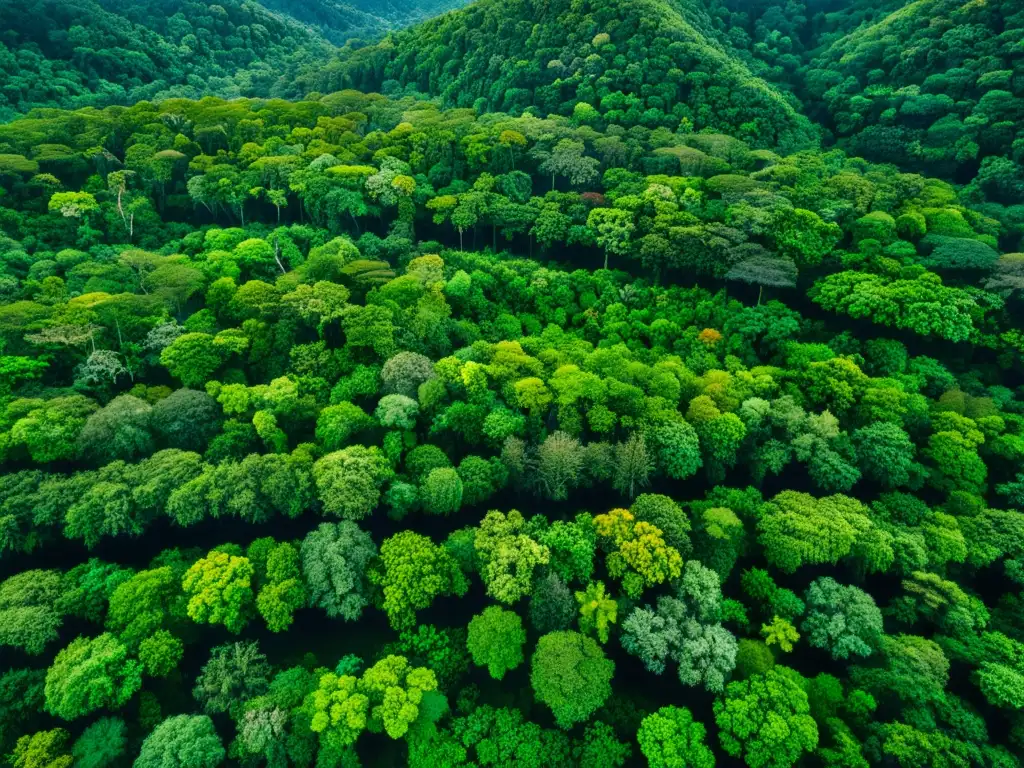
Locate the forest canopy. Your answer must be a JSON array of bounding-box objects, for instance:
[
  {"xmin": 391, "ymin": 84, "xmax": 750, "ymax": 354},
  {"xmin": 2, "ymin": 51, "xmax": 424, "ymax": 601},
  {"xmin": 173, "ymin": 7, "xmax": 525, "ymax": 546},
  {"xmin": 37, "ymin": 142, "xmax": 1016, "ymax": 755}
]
[{"xmin": 1, "ymin": 1, "xmax": 1024, "ymax": 767}]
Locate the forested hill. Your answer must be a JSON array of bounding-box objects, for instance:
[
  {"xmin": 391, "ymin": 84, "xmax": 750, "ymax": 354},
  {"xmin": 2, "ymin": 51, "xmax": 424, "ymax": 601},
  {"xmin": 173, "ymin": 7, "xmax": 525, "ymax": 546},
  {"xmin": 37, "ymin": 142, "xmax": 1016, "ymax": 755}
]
[
  {"xmin": 0, "ymin": 0, "xmax": 469, "ymax": 121},
  {"xmin": 294, "ymin": 0, "xmax": 819, "ymax": 152},
  {"xmin": 0, "ymin": 0, "xmax": 331, "ymax": 119},
  {"xmin": 258, "ymin": 0, "xmax": 471, "ymax": 44},
  {"xmin": 302, "ymin": 0, "xmax": 1023, "ymax": 200},
  {"xmin": 802, "ymin": 0, "xmax": 1024, "ymax": 191},
  {"xmin": 700, "ymin": 0, "xmax": 1024, "ymax": 199}
]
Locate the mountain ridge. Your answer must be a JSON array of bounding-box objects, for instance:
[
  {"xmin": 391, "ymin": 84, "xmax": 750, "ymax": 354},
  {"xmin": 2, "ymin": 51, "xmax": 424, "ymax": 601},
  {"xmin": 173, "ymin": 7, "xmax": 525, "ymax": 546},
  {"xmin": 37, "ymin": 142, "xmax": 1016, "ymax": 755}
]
[{"xmin": 294, "ymin": 0, "xmax": 819, "ymax": 151}]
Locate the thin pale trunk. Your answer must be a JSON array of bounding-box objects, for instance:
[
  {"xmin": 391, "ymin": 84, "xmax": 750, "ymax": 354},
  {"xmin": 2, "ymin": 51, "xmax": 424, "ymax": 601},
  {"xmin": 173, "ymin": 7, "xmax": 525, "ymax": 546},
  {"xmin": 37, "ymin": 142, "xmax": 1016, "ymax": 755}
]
[
  {"xmin": 350, "ymin": 210, "xmax": 360, "ymax": 234},
  {"xmin": 128, "ymin": 213, "xmax": 134, "ymax": 241},
  {"xmin": 757, "ymin": 284, "xmax": 763, "ymax": 306},
  {"xmin": 603, "ymin": 248, "xmax": 609, "ymax": 270},
  {"xmin": 458, "ymin": 228, "xmax": 464, "ymax": 251},
  {"xmin": 116, "ymin": 187, "xmax": 127, "ymax": 231},
  {"xmin": 273, "ymin": 237, "xmax": 286, "ymax": 274}
]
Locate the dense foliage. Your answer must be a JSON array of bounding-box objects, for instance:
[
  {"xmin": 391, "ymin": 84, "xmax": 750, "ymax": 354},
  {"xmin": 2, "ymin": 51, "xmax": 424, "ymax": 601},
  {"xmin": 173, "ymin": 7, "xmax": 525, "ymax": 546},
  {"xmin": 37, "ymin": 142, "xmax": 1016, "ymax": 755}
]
[
  {"xmin": 1, "ymin": 1, "xmax": 1024, "ymax": 767},
  {"xmin": 0, "ymin": 0, "xmax": 469, "ymax": 119}
]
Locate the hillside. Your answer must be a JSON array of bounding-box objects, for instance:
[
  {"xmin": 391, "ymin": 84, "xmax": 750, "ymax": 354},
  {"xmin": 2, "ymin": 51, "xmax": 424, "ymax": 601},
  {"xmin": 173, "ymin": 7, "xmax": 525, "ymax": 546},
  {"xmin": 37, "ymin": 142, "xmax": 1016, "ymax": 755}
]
[
  {"xmin": 803, "ymin": 0, "xmax": 1024, "ymax": 193},
  {"xmin": 257, "ymin": 0, "xmax": 471, "ymax": 44},
  {"xmin": 0, "ymin": 0, "xmax": 332, "ymax": 119},
  {"xmin": 0, "ymin": 0, "xmax": 469, "ymax": 121},
  {"xmin": 699, "ymin": 0, "xmax": 907, "ymax": 90},
  {"xmin": 295, "ymin": 0, "xmax": 819, "ymax": 151}
]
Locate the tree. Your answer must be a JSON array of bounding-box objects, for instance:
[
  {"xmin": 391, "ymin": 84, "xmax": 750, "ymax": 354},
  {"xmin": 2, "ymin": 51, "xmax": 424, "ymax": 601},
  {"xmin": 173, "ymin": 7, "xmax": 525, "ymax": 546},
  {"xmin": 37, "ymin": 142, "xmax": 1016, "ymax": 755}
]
[
  {"xmin": 637, "ymin": 706, "xmax": 714, "ymax": 768},
  {"xmin": 381, "ymin": 351, "xmax": 435, "ymax": 396},
  {"xmin": 852, "ymin": 422, "xmax": 918, "ymax": 488},
  {"xmin": 301, "ymin": 521, "xmax": 376, "ymax": 621},
  {"xmin": 540, "ymin": 140, "xmax": 600, "ymax": 190},
  {"xmin": 474, "ymin": 510, "xmax": 549, "ymax": 604},
  {"xmin": 76, "ymin": 395, "xmax": 153, "ymax": 463},
  {"xmin": 714, "ymin": 668, "xmax": 818, "ymax": 768},
  {"xmin": 611, "ymin": 433, "xmax": 653, "ymax": 498},
  {"xmin": 851, "ymin": 634, "xmax": 949, "ymax": 706},
  {"xmin": 150, "ymin": 389, "xmax": 221, "ymax": 451},
  {"xmin": 44, "ymin": 634, "xmax": 142, "ymax": 720},
  {"xmin": 530, "ymin": 573, "xmax": 577, "ymax": 634},
  {"xmin": 313, "ymin": 446, "xmax": 393, "ymax": 520},
  {"xmin": 71, "ymin": 718, "xmax": 126, "ymax": 768},
  {"xmin": 0, "ymin": 570, "xmax": 63, "ymax": 655},
  {"xmin": 256, "ymin": 543, "xmax": 306, "ymax": 632},
  {"xmin": 315, "ymin": 402, "xmax": 374, "ymax": 450},
  {"xmin": 372, "ymin": 531, "xmax": 467, "ymax": 630},
  {"xmin": 575, "ymin": 720, "xmax": 631, "ymax": 768},
  {"xmin": 530, "ymin": 631, "xmax": 614, "ymax": 729},
  {"xmin": 138, "ymin": 630, "xmax": 183, "ymax": 678},
  {"xmin": 758, "ymin": 491, "xmax": 876, "ymax": 573},
  {"xmin": 802, "ymin": 577, "xmax": 882, "ymax": 660},
  {"xmin": 420, "ymin": 468, "xmax": 463, "ymax": 515},
  {"xmin": 726, "ymin": 254, "xmax": 798, "ymax": 304},
  {"xmin": 48, "ymin": 191, "xmax": 98, "ymax": 219},
  {"xmin": 576, "ymin": 581, "xmax": 617, "ymax": 644},
  {"xmin": 134, "ymin": 715, "xmax": 225, "ymax": 768},
  {"xmin": 467, "ymin": 606, "xmax": 526, "ymax": 680},
  {"xmin": 534, "ymin": 431, "xmax": 584, "ymax": 500},
  {"xmin": 10, "ymin": 729, "xmax": 72, "ymax": 768},
  {"xmin": 181, "ymin": 551, "xmax": 255, "ymax": 634},
  {"xmin": 309, "ymin": 656, "xmax": 441, "ymax": 746},
  {"xmin": 644, "ymin": 421, "xmax": 702, "ymax": 482},
  {"xmin": 159, "ymin": 333, "xmax": 223, "ymax": 388},
  {"xmin": 106, "ymin": 566, "xmax": 185, "ymax": 649},
  {"xmin": 7, "ymin": 395, "xmax": 96, "ymax": 463},
  {"xmin": 193, "ymin": 642, "xmax": 270, "ymax": 717},
  {"xmin": 921, "ymin": 236, "xmax": 999, "ymax": 272},
  {"xmin": 593, "ymin": 508, "xmax": 682, "ymax": 598},
  {"xmin": 587, "ymin": 208, "xmax": 635, "ymax": 270},
  {"xmin": 761, "ymin": 616, "xmax": 800, "ymax": 653}
]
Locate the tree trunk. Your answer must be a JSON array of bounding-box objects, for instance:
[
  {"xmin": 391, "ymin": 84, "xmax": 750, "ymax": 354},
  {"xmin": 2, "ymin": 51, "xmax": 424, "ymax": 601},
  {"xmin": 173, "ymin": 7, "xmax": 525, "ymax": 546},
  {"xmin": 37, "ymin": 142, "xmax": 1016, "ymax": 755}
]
[
  {"xmin": 603, "ymin": 249, "xmax": 609, "ymax": 270},
  {"xmin": 757, "ymin": 284, "xmax": 763, "ymax": 306}
]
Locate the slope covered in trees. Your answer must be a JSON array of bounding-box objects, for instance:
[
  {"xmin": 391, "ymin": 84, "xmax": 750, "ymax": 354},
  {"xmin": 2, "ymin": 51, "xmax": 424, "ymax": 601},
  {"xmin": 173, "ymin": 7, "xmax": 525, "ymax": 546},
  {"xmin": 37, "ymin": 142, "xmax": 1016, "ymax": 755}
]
[
  {"xmin": 803, "ymin": 0, "xmax": 1024, "ymax": 188},
  {"xmin": 0, "ymin": 0, "xmax": 468, "ymax": 120},
  {"xmin": 0, "ymin": 0, "xmax": 332, "ymax": 119},
  {"xmin": 701, "ymin": 0, "xmax": 1024, "ymax": 203},
  {"xmin": 297, "ymin": 0, "xmax": 818, "ymax": 151},
  {"xmin": 252, "ymin": 0, "xmax": 471, "ymax": 44}
]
